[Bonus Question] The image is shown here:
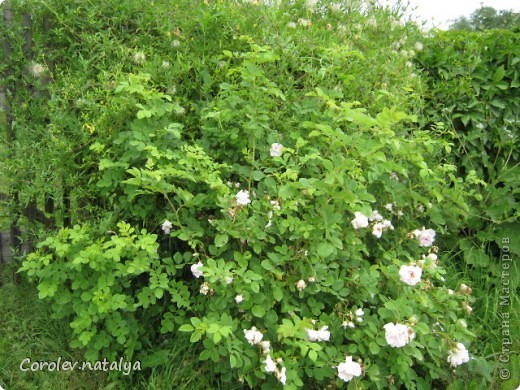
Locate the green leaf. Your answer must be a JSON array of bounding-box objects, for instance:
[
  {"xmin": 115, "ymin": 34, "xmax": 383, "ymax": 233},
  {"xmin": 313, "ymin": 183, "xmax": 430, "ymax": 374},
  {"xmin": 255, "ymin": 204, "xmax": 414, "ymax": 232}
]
[
  {"xmin": 251, "ymin": 305, "xmax": 266, "ymax": 318},
  {"xmin": 214, "ymin": 234, "xmax": 229, "ymax": 247},
  {"xmin": 369, "ymin": 342, "xmax": 380, "ymax": 354},
  {"xmin": 230, "ymin": 354, "xmax": 237, "ymax": 368},
  {"xmin": 179, "ymin": 324, "xmax": 194, "ymax": 332},
  {"xmin": 190, "ymin": 330, "xmax": 202, "ymax": 342},
  {"xmin": 250, "ymin": 282, "xmax": 260, "ymax": 293},
  {"xmin": 492, "ymin": 66, "xmax": 505, "ymax": 83},
  {"xmin": 252, "ymin": 170, "xmax": 265, "ymax": 181},
  {"xmin": 308, "ymin": 349, "xmax": 318, "ymax": 362},
  {"xmin": 317, "ymin": 242, "xmax": 334, "ymax": 258},
  {"xmin": 273, "ymin": 286, "xmax": 283, "ymax": 302}
]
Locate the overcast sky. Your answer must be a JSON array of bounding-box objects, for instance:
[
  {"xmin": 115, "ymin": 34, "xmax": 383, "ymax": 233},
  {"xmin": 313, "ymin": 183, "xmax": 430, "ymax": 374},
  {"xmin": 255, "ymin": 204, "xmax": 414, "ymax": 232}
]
[{"xmin": 387, "ymin": 0, "xmax": 520, "ymax": 29}]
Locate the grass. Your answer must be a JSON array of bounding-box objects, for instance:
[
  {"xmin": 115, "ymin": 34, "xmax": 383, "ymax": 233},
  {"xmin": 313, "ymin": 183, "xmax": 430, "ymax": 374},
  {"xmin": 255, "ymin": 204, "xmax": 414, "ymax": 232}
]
[
  {"xmin": 0, "ymin": 265, "xmax": 112, "ymax": 389},
  {"xmin": 442, "ymin": 249, "xmax": 520, "ymax": 390},
  {"xmin": 0, "ymin": 262, "xmax": 242, "ymax": 390}
]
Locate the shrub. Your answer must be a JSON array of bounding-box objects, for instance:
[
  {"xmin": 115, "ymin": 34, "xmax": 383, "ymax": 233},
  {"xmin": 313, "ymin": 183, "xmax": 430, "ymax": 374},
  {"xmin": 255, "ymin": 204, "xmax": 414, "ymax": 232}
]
[
  {"xmin": 415, "ymin": 27, "xmax": 519, "ymax": 388},
  {"xmin": 7, "ymin": 0, "xmax": 493, "ymax": 388},
  {"xmin": 416, "ymin": 30, "xmax": 520, "ymax": 262}
]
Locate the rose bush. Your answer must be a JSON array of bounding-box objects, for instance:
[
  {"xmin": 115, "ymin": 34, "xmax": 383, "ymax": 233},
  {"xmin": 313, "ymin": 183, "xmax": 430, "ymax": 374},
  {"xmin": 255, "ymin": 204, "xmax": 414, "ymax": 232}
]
[{"xmin": 8, "ymin": 0, "xmax": 492, "ymax": 388}]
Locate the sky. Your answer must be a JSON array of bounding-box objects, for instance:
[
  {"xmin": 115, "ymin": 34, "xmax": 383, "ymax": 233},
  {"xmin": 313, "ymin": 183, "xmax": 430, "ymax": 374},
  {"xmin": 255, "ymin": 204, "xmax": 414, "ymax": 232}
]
[{"xmin": 383, "ymin": 0, "xmax": 520, "ymax": 29}]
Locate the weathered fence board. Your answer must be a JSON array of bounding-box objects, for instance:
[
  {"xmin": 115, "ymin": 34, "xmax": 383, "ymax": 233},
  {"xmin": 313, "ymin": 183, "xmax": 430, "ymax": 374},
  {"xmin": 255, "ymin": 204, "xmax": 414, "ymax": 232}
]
[{"xmin": 1, "ymin": 1, "xmax": 59, "ymax": 284}]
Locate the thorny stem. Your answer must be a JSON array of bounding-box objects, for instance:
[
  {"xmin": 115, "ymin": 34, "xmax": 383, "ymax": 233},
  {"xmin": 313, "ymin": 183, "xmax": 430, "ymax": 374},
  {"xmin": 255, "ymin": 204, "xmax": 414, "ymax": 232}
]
[{"xmin": 163, "ymin": 192, "xmax": 183, "ymax": 229}]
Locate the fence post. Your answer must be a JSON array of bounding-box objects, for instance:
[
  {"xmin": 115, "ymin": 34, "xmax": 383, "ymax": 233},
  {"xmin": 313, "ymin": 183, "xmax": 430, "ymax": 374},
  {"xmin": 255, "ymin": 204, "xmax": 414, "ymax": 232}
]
[{"xmin": 1, "ymin": 1, "xmax": 23, "ymax": 284}]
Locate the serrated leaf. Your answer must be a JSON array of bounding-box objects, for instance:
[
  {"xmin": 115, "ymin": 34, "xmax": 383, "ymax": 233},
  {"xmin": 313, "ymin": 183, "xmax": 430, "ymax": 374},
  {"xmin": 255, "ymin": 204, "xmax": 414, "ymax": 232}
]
[{"xmin": 214, "ymin": 234, "xmax": 229, "ymax": 247}]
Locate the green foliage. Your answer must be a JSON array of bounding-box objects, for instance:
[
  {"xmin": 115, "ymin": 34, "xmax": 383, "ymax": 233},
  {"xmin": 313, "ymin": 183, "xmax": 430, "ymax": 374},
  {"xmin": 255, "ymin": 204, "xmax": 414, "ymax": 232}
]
[
  {"xmin": 416, "ymin": 30, "xmax": 519, "ymax": 264},
  {"xmin": 20, "ymin": 221, "xmax": 180, "ymax": 361},
  {"xmin": 0, "ymin": 277, "xmax": 115, "ymax": 389},
  {"xmin": 416, "ymin": 28, "xmax": 520, "ymax": 366},
  {"xmin": 23, "ymin": 36, "xmax": 480, "ymax": 390},
  {"xmin": 0, "ymin": 272, "xmax": 219, "ymax": 390},
  {"xmin": 1, "ymin": 0, "xmax": 505, "ymax": 388}
]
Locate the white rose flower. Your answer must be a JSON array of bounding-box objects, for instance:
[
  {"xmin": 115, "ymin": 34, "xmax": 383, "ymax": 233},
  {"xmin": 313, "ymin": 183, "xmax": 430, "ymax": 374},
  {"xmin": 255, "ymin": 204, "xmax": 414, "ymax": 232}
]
[
  {"xmin": 225, "ymin": 276, "xmax": 233, "ymax": 284},
  {"xmin": 270, "ymin": 200, "xmax": 281, "ymax": 210},
  {"xmin": 244, "ymin": 327, "xmax": 263, "ymax": 345},
  {"xmin": 383, "ymin": 322, "xmax": 415, "ymax": 348},
  {"xmin": 447, "ymin": 343, "xmax": 470, "ymax": 367},
  {"xmin": 351, "ymin": 212, "xmax": 369, "ymax": 229},
  {"xmin": 355, "ymin": 308, "xmax": 364, "ymax": 317},
  {"xmin": 306, "ymin": 326, "xmax": 330, "ymax": 342},
  {"xmin": 317, "ymin": 326, "xmax": 330, "ymax": 341},
  {"xmin": 199, "ymin": 282, "xmax": 210, "ymax": 295},
  {"xmin": 412, "ymin": 227, "xmax": 436, "ymax": 247},
  {"xmin": 270, "ymin": 143, "xmax": 283, "ymax": 157},
  {"xmin": 342, "ymin": 321, "xmax": 355, "ymax": 329},
  {"xmin": 399, "ymin": 264, "xmax": 422, "ymax": 286},
  {"xmin": 306, "ymin": 328, "xmax": 319, "ymax": 341},
  {"xmin": 337, "ymin": 355, "xmax": 362, "ymax": 382},
  {"xmin": 369, "ymin": 210, "xmax": 383, "ymax": 221},
  {"xmin": 235, "ymin": 294, "xmax": 244, "ymax": 304},
  {"xmin": 161, "ymin": 219, "xmax": 173, "ymax": 234},
  {"xmin": 296, "ymin": 279, "xmax": 307, "ymax": 291},
  {"xmin": 381, "ymin": 219, "xmax": 394, "ymax": 230},
  {"xmin": 260, "ymin": 340, "xmax": 271, "ymax": 354},
  {"xmin": 190, "ymin": 261, "xmax": 204, "ymax": 278},
  {"xmin": 372, "ymin": 223, "xmax": 383, "ymax": 238},
  {"xmin": 263, "ymin": 354, "xmax": 277, "ymax": 373},
  {"xmin": 372, "ymin": 219, "xmax": 394, "ymax": 238},
  {"xmin": 275, "ymin": 366, "xmax": 287, "ymax": 385},
  {"xmin": 235, "ymin": 190, "xmax": 251, "ymax": 206}
]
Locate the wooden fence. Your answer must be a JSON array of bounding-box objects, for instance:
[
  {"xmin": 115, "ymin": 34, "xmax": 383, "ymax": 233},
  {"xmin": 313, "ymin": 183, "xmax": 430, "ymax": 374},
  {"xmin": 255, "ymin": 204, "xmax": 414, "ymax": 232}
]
[{"xmin": 1, "ymin": 0, "xmax": 55, "ymax": 283}]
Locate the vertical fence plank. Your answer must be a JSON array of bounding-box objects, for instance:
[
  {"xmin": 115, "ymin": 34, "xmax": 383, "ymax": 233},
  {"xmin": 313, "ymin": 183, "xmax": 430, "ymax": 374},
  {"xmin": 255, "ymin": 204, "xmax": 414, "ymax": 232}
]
[
  {"xmin": 43, "ymin": 14, "xmax": 57, "ymax": 229},
  {"xmin": 1, "ymin": 0, "xmax": 16, "ymax": 276}
]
